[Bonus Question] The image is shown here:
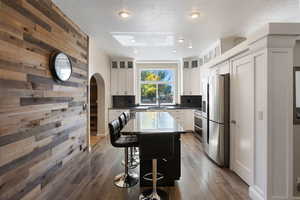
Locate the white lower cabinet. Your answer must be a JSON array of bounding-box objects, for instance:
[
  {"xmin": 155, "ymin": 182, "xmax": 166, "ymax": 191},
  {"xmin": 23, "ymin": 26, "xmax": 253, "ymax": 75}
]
[
  {"xmin": 182, "ymin": 109, "xmax": 194, "ymax": 131},
  {"xmin": 109, "ymin": 109, "xmax": 130, "ymax": 122},
  {"xmin": 167, "ymin": 109, "xmax": 194, "ymax": 131}
]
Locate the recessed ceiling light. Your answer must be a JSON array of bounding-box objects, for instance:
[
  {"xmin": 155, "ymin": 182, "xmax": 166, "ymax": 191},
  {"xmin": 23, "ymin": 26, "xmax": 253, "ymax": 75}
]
[
  {"xmin": 131, "ymin": 39, "xmax": 136, "ymax": 43},
  {"xmin": 190, "ymin": 12, "xmax": 200, "ymax": 19},
  {"xmin": 178, "ymin": 38, "xmax": 184, "ymax": 43},
  {"xmin": 172, "ymin": 49, "xmax": 177, "ymax": 53},
  {"xmin": 118, "ymin": 10, "xmax": 131, "ymax": 18}
]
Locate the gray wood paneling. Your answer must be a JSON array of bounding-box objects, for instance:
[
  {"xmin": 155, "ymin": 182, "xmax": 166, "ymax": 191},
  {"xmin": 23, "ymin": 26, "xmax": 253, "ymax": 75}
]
[{"xmin": 0, "ymin": 0, "xmax": 88, "ymax": 199}]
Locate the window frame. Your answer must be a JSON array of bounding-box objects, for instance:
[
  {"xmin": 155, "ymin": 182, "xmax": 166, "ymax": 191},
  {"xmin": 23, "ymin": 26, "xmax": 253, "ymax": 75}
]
[{"xmin": 139, "ymin": 68, "xmax": 176, "ymax": 105}]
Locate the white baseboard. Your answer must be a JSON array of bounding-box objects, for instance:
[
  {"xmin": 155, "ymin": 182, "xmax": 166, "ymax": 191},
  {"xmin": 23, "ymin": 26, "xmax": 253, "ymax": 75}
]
[
  {"xmin": 271, "ymin": 197, "xmax": 288, "ymax": 200},
  {"xmin": 249, "ymin": 186, "xmax": 265, "ymax": 200},
  {"xmin": 271, "ymin": 196, "xmax": 298, "ymax": 200},
  {"xmin": 249, "ymin": 186, "xmax": 300, "ymax": 200}
]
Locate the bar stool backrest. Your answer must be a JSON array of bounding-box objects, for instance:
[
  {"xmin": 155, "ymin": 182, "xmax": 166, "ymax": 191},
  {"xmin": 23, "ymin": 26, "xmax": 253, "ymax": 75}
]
[
  {"xmin": 109, "ymin": 119, "xmax": 121, "ymax": 147},
  {"xmin": 124, "ymin": 112, "xmax": 130, "ymax": 123},
  {"xmin": 118, "ymin": 114, "xmax": 127, "ymax": 130}
]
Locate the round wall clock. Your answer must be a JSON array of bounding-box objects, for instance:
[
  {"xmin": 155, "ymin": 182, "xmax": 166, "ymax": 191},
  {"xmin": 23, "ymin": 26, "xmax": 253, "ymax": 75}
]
[{"xmin": 50, "ymin": 52, "xmax": 72, "ymax": 82}]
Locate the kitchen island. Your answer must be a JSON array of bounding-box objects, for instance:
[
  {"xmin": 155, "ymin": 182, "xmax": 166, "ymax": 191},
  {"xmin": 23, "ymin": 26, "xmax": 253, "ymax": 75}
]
[{"xmin": 121, "ymin": 112, "xmax": 188, "ymax": 186}]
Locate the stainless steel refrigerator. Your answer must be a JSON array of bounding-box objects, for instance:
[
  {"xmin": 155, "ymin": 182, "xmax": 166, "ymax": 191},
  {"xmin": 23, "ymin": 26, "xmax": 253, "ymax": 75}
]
[{"xmin": 202, "ymin": 73, "xmax": 230, "ymax": 167}]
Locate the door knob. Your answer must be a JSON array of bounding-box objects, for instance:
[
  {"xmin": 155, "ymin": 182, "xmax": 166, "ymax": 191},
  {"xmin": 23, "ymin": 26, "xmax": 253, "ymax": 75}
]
[{"xmin": 230, "ymin": 120, "xmax": 237, "ymax": 124}]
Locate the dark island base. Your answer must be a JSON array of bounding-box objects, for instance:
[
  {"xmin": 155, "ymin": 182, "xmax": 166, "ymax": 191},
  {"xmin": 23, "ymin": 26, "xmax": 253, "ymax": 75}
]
[{"xmin": 139, "ymin": 135, "xmax": 181, "ymax": 187}]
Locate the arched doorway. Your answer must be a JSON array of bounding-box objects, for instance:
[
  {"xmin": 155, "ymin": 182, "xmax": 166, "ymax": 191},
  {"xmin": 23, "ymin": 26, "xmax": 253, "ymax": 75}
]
[{"xmin": 89, "ymin": 73, "xmax": 105, "ymax": 149}]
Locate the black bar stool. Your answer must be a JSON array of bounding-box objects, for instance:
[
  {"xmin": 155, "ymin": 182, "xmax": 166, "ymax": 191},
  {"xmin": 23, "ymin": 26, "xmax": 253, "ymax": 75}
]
[
  {"xmin": 124, "ymin": 111, "xmax": 130, "ymax": 122},
  {"xmin": 139, "ymin": 134, "xmax": 174, "ymax": 200},
  {"xmin": 119, "ymin": 113, "xmax": 139, "ymax": 169},
  {"xmin": 123, "ymin": 112, "xmax": 140, "ymax": 161},
  {"xmin": 119, "ymin": 113, "xmax": 127, "ymax": 130},
  {"xmin": 109, "ymin": 119, "xmax": 139, "ymax": 188}
]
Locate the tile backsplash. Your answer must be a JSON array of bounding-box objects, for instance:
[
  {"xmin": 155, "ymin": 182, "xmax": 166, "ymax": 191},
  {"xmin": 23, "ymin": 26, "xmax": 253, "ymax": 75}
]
[
  {"xmin": 180, "ymin": 95, "xmax": 202, "ymax": 108},
  {"xmin": 112, "ymin": 96, "xmax": 136, "ymax": 108}
]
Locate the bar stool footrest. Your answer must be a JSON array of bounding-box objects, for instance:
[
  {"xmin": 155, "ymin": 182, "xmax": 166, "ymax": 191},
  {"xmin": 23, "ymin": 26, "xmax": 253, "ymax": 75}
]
[{"xmin": 142, "ymin": 172, "xmax": 164, "ymax": 182}]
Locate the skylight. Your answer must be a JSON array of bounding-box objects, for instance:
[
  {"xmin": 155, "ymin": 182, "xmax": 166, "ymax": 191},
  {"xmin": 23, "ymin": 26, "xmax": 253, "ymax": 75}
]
[{"xmin": 111, "ymin": 32, "xmax": 175, "ymax": 47}]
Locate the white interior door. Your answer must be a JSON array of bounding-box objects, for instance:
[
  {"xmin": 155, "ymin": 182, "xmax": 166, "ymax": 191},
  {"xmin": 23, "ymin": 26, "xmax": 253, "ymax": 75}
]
[{"xmin": 231, "ymin": 55, "xmax": 253, "ymax": 185}]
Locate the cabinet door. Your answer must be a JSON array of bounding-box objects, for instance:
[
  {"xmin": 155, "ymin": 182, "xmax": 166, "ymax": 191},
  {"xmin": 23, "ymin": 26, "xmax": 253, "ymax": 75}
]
[
  {"xmin": 183, "ymin": 109, "xmax": 194, "ymax": 131},
  {"xmin": 111, "ymin": 69, "xmax": 119, "ymax": 95},
  {"xmin": 183, "ymin": 68, "xmax": 191, "ymax": 95},
  {"xmin": 168, "ymin": 110, "xmax": 184, "ymax": 127},
  {"xmin": 191, "ymin": 68, "xmax": 201, "ymax": 95},
  {"xmin": 231, "ymin": 55, "xmax": 253, "ymax": 184},
  {"xmin": 127, "ymin": 69, "xmax": 134, "ymax": 95},
  {"xmin": 118, "ymin": 69, "xmax": 127, "ymax": 95}
]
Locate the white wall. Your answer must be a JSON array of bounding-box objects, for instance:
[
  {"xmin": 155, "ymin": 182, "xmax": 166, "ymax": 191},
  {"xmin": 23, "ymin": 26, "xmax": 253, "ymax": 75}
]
[{"xmin": 88, "ymin": 37, "xmax": 111, "ymax": 139}]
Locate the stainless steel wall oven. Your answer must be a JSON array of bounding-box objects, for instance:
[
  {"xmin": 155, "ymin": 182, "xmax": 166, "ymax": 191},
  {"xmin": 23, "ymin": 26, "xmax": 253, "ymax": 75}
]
[{"xmin": 194, "ymin": 110, "xmax": 203, "ymax": 142}]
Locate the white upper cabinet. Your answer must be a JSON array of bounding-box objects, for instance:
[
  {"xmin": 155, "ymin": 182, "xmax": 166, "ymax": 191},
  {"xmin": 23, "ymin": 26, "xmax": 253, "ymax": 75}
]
[
  {"xmin": 200, "ymin": 36, "xmax": 246, "ymax": 64},
  {"xmin": 183, "ymin": 67, "xmax": 191, "ymax": 95},
  {"xmin": 111, "ymin": 68, "xmax": 119, "ymax": 95},
  {"xmin": 126, "ymin": 68, "xmax": 134, "ymax": 95},
  {"xmin": 182, "ymin": 58, "xmax": 201, "ymax": 95},
  {"xmin": 110, "ymin": 59, "xmax": 135, "ymax": 96}
]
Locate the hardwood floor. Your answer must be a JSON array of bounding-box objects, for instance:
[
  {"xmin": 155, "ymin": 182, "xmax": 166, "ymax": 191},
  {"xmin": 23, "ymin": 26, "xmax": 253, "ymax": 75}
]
[
  {"xmin": 40, "ymin": 133, "xmax": 250, "ymax": 200},
  {"xmin": 90, "ymin": 134, "xmax": 104, "ymax": 148}
]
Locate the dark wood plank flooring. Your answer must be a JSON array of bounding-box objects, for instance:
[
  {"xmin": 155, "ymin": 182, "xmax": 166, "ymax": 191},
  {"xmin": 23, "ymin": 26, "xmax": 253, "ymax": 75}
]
[{"xmin": 43, "ymin": 133, "xmax": 250, "ymax": 200}]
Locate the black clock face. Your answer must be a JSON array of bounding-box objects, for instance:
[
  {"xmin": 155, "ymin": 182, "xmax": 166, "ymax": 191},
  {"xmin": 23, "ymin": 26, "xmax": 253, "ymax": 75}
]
[{"xmin": 52, "ymin": 52, "xmax": 72, "ymax": 82}]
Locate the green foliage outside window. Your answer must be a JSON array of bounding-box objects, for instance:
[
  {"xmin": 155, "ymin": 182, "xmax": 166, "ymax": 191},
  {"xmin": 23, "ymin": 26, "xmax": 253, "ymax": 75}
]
[{"xmin": 140, "ymin": 70, "xmax": 174, "ymax": 104}]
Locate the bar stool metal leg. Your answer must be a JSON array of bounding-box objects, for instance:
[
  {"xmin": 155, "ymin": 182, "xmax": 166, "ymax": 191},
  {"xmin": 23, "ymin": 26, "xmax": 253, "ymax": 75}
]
[
  {"xmin": 114, "ymin": 147, "xmax": 138, "ymax": 188},
  {"xmin": 133, "ymin": 147, "xmax": 140, "ymax": 162},
  {"xmin": 151, "ymin": 159, "xmax": 160, "ymax": 200},
  {"xmin": 121, "ymin": 147, "xmax": 139, "ymax": 169},
  {"xmin": 130, "ymin": 147, "xmax": 139, "ymax": 165},
  {"xmin": 139, "ymin": 159, "xmax": 167, "ymax": 200}
]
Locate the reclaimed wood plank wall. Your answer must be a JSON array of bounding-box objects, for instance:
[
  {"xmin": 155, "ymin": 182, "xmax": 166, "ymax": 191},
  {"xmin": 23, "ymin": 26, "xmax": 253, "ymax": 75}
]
[{"xmin": 0, "ymin": 0, "xmax": 89, "ymax": 199}]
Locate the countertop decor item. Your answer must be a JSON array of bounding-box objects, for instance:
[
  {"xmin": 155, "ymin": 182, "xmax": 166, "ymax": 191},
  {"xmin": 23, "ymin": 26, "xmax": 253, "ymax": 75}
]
[{"xmin": 50, "ymin": 52, "xmax": 72, "ymax": 82}]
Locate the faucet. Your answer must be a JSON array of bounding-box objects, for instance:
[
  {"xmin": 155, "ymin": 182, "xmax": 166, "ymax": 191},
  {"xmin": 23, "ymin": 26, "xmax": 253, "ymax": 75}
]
[{"xmin": 157, "ymin": 93, "xmax": 161, "ymax": 108}]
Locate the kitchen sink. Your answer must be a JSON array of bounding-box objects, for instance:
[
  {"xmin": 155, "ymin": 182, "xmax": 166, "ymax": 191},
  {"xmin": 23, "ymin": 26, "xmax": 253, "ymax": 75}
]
[{"xmin": 147, "ymin": 106, "xmax": 177, "ymax": 110}]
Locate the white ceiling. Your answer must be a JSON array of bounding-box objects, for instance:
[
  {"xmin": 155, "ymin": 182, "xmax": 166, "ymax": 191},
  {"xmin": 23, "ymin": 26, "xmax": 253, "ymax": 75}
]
[{"xmin": 53, "ymin": 0, "xmax": 300, "ymax": 61}]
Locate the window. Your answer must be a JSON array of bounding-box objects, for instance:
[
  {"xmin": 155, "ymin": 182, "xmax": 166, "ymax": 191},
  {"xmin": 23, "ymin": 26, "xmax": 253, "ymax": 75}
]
[{"xmin": 140, "ymin": 69, "xmax": 175, "ymax": 105}]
